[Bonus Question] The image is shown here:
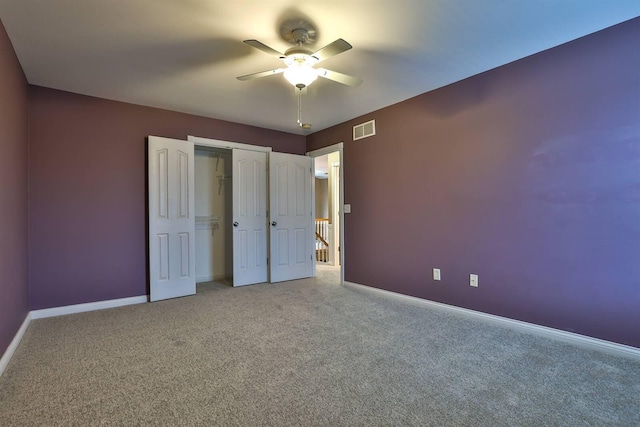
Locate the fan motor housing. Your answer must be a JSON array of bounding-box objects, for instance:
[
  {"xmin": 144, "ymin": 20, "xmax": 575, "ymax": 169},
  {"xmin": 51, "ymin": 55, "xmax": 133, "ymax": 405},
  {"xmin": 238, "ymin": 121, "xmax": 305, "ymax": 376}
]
[
  {"xmin": 283, "ymin": 50, "xmax": 318, "ymax": 67},
  {"xmin": 284, "ymin": 47, "xmax": 313, "ymax": 57},
  {"xmin": 280, "ymin": 20, "xmax": 317, "ymax": 45}
]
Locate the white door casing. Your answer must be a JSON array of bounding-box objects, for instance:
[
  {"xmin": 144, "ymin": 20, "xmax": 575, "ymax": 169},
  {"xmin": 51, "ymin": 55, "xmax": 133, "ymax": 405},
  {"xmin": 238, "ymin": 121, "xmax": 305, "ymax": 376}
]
[
  {"xmin": 232, "ymin": 148, "xmax": 268, "ymax": 286},
  {"xmin": 328, "ymin": 154, "xmax": 341, "ymax": 266},
  {"xmin": 269, "ymin": 152, "xmax": 314, "ymax": 283},
  {"xmin": 148, "ymin": 136, "xmax": 196, "ymax": 301}
]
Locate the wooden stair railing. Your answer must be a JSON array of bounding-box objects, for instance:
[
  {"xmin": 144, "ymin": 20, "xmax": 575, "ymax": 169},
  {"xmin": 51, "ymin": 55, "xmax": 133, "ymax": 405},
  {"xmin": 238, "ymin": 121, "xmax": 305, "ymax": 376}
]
[
  {"xmin": 315, "ymin": 218, "xmax": 329, "ymax": 262},
  {"xmin": 315, "ymin": 232, "xmax": 329, "ymax": 247}
]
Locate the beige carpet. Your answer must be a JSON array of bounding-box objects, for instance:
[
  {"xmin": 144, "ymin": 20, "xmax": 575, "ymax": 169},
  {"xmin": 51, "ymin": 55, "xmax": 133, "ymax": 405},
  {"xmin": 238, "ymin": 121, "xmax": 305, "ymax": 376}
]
[{"xmin": 1, "ymin": 265, "xmax": 639, "ymax": 426}]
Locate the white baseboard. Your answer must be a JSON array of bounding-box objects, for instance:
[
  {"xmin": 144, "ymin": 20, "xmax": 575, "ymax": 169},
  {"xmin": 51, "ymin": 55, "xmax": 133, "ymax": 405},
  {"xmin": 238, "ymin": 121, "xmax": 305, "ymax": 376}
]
[
  {"xmin": 0, "ymin": 312, "xmax": 31, "ymax": 378},
  {"xmin": 31, "ymin": 295, "xmax": 147, "ymax": 320},
  {"xmin": 1, "ymin": 296, "xmax": 148, "ymax": 378},
  {"xmin": 344, "ymin": 281, "xmax": 640, "ymax": 360}
]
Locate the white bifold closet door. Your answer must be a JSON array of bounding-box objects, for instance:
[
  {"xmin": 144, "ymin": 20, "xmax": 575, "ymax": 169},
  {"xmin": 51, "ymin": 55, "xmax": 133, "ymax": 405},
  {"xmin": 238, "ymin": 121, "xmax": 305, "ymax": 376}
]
[
  {"xmin": 148, "ymin": 136, "xmax": 196, "ymax": 301},
  {"xmin": 232, "ymin": 148, "xmax": 268, "ymax": 286},
  {"xmin": 149, "ymin": 135, "xmax": 312, "ymax": 297},
  {"xmin": 269, "ymin": 152, "xmax": 314, "ymax": 283}
]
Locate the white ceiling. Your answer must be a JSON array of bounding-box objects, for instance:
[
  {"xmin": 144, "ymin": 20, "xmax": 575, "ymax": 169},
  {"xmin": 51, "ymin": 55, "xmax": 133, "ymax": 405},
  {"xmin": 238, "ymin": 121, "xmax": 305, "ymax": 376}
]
[{"xmin": 1, "ymin": 1, "xmax": 638, "ymax": 135}]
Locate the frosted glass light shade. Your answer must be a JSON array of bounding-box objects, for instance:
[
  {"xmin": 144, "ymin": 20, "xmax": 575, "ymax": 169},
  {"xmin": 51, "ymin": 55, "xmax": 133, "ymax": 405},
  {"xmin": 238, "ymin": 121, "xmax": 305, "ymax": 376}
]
[{"xmin": 284, "ymin": 64, "xmax": 318, "ymax": 87}]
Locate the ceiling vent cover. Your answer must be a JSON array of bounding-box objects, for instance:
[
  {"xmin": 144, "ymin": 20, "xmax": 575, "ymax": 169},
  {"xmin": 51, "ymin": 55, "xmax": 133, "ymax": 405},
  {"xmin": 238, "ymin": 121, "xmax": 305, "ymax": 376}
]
[{"xmin": 353, "ymin": 120, "xmax": 376, "ymax": 141}]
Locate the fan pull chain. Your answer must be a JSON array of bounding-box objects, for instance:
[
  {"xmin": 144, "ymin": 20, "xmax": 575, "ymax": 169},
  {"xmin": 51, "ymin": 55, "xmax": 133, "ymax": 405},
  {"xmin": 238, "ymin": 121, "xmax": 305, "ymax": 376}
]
[
  {"xmin": 296, "ymin": 88, "xmax": 311, "ymax": 130},
  {"xmin": 297, "ymin": 87, "xmax": 302, "ymax": 125}
]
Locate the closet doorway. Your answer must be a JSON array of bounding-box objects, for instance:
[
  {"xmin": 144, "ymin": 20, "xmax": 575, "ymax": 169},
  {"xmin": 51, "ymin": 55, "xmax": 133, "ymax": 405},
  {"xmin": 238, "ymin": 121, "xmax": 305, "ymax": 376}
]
[
  {"xmin": 194, "ymin": 147, "xmax": 232, "ymax": 286},
  {"xmin": 148, "ymin": 135, "xmax": 314, "ymax": 302}
]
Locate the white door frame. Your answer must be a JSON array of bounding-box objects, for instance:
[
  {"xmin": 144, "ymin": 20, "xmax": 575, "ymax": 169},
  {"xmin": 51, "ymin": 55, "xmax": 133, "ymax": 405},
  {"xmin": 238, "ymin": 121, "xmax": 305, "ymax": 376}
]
[
  {"xmin": 187, "ymin": 136, "xmax": 272, "ymax": 153},
  {"xmin": 307, "ymin": 142, "xmax": 345, "ymax": 285}
]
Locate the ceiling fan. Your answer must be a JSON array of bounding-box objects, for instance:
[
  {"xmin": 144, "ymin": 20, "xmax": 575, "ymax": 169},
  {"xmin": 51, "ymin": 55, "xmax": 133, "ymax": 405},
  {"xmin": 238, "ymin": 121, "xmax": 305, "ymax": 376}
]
[{"xmin": 237, "ymin": 22, "xmax": 362, "ymax": 90}]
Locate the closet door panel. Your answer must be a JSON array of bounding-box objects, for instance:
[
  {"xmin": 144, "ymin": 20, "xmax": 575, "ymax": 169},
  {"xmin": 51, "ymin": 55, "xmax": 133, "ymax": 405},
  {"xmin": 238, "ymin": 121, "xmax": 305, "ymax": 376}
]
[
  {"xmin": 269, "ymin": 152, "xmax": 313, "ymax": 283},
  {"xmin": 232, "ymin": 149, "xmax": 268, "ymax": 286},
  {"xmin": 148, "ymin": 136, "xmax": 196, "ymax": 301}
]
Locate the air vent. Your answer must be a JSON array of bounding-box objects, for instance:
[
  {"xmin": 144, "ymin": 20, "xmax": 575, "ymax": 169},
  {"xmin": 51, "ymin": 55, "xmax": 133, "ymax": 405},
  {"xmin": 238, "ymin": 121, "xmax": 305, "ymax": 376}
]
[{"xmin": 353, "ymin": 120, "xmax": 376, "ymax": 141}]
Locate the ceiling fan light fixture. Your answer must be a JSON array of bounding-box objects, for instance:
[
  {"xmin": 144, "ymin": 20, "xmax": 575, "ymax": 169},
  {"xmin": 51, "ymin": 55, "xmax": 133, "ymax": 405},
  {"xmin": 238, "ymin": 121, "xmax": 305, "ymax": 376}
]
[
  {"xmin": 239, "ymin": 28, "xmax": 361, "ymax": 129},
  {"xmin": 283, "ymin": 62, "xmax": 318, "ymax": 88}
]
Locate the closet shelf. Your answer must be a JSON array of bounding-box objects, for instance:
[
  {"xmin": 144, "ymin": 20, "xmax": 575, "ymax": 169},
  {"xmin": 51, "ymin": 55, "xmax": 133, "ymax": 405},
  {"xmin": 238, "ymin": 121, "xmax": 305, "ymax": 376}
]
[{"xmin": 196, "ymin": 215, "xmax": 221, "ymax": 231}]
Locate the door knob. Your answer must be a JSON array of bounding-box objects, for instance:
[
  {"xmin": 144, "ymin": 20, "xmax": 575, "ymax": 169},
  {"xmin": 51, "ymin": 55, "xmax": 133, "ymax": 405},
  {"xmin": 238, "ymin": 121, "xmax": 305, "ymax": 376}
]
[
  {"xmin": 233, "ymin": 222, "xmax": 239, "ymax": 227},
  {"xmin": 271, "ymin": 221, "xmax": 277, "ymax": 226}
]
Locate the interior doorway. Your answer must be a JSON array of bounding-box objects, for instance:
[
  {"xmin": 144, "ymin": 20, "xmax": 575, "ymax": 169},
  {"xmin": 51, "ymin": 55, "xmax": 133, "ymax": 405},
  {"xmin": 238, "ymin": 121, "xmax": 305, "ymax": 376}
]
[{"xmin": 308, "ymin": 143, "xmax": 344, "ymax": 285}]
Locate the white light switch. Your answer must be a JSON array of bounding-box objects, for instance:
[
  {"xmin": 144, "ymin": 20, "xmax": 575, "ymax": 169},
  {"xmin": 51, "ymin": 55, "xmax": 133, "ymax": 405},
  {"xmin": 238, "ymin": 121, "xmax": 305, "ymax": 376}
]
[
  {"xmin": 343, "ymin": 204, "xmax": 351, "ymax": 214},
  {"xmin": 433, "ymin": 268, "xmax": 441, "ymax": 281},
  {"xmin": 470, "ymin": 274, "xmax": 479, "ymax": 287}
]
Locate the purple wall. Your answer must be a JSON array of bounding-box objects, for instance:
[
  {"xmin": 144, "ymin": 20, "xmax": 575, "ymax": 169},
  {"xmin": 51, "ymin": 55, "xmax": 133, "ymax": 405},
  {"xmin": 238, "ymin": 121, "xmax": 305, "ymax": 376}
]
[
  {"xmin": 28, "ymin": 87, "xmax": 305, "ymax": 310},
  {"xmin": 0, "ymin": 20, "xmax": 29, "ymax": 356},
  {"xmin": 308, "ymin": 18, "xmax": 640, "ymax": 348}
]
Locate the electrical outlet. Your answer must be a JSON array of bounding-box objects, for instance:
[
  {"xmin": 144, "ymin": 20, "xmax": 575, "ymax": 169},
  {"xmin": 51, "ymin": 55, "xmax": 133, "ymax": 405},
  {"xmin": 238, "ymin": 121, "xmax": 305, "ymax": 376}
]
[
  {"xmin": 470, "ymin": 274, "xmax": 479, "ymax": 287},
  {"xmin": 433, "ymin": 268, "xmax": 441, "ymax": 281}
]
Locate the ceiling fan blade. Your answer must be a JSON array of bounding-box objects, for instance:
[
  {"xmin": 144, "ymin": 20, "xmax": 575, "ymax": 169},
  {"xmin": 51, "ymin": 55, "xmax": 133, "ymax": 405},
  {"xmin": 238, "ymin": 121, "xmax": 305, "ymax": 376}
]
[
  {"xmin": 243, "ymin": 40, "xmax": 285, "ymax": 58},
  {"xmin": 316, "ymin": 68, "xmax": 363, "ymax": 87},
  {"xmin": 311, "ymin": 39, "xmax": 352, "ymax": 62},
  {"xmin": 237, "ymin": 68, "xmax": 285, "ymax": 81}
]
